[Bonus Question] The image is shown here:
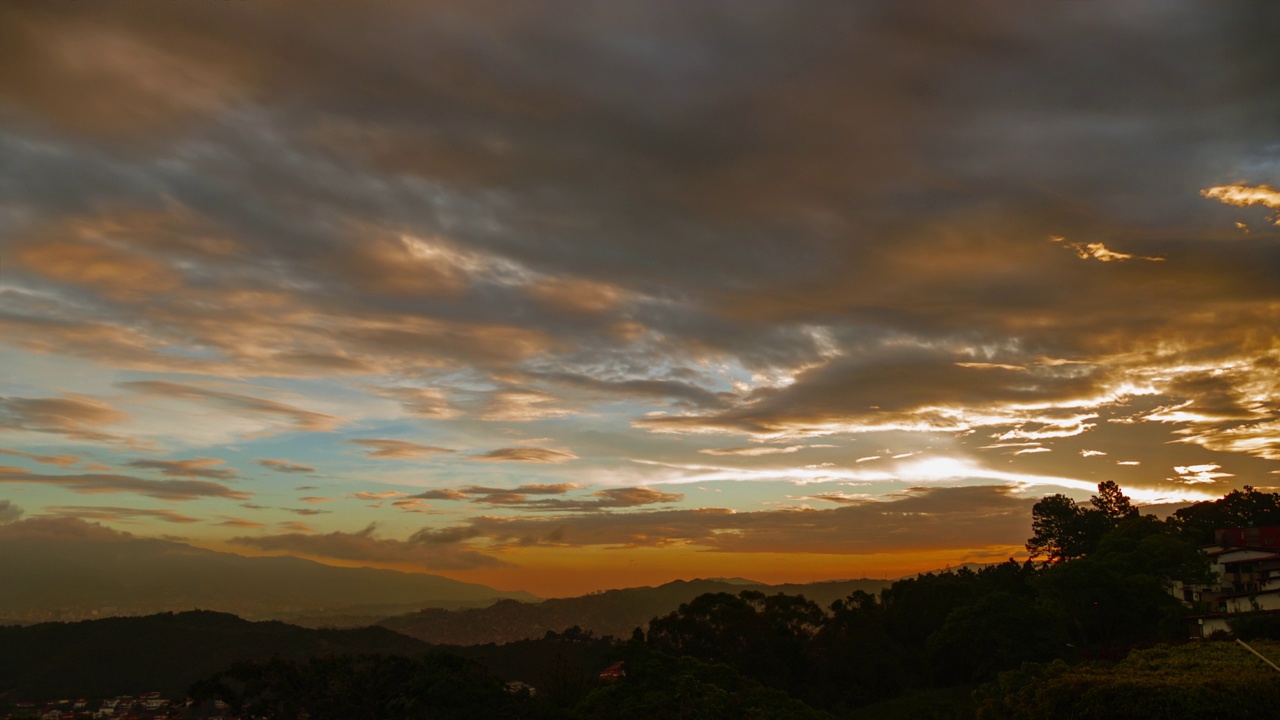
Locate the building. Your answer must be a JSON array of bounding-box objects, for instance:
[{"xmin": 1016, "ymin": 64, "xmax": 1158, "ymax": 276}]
[{"xmin": 1177, "ymin": 527, "xmax": 1280, "ymax": 637}]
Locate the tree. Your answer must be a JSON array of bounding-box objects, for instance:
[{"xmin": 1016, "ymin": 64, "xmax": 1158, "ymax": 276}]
[
  {"xmin": 1090, "ymin": 481, "xmax": 1138, "ymax": 522},
  {"xmin": 1026, "ymin": 482, "xmax": 1138, "ymax": 564},
  {"xmin": 1169, "ymin": 486, "xmax": 1280, "ymax": 545},
  {"xmin": 1025, "ymin": 495, "xmax": 1091, "ymax": 563}
]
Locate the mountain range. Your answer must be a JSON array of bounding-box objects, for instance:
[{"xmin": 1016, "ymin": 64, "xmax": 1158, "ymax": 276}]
[
  {"xmin": 0, "ymin": 517, "xmax": 534, "ymax": 624},
  {"xmin": 377, "ymin": 577, "xmax": 893, "ymax": 645}
]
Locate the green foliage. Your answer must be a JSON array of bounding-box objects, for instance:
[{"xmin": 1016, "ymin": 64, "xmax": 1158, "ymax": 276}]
[
  {"xmin": 1169, "ymin": 486, "xmax": 1280, "ymax": 545},
  {"xmin": 927, "ymin": 592, "xmax": 1066, "ymax": 684},
  {"xmin": 1025, "ymin": 482, "xmax": 1140, "ymax": 563},
  {"xmin": 573, "ymin": 644, "xmax": 830, "ymax": 720},
  {"xmin": 974, "ymin": 641, "xmax": 1280, "ymax": 719},
  {"xmin": 1227, "ymin": 612, "xmax": 1280, "ymax": 641},
  {"xmin": 191, "ymin": 652, "xmax": 521, "ymax": 720}
]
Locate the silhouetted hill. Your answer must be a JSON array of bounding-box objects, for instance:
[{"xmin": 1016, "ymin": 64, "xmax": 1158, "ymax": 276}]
[
  {"xmin": 0, "ymin": 518, "xmax": 535, "ymax": 623},
  {"xmin": 379, "ymin": 577, "xmax": 892, "ymax": 644},
  {"xmin": 0, "ymin": 610, "xmax": 432, "ymax": 700}
]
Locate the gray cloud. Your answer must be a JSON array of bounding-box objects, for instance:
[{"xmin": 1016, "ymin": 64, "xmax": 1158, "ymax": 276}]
[
  {"xmin": 0, "ymin": 395, "xmax": 132, "ymax": 445},
  {"xmin": 42, "ymin": 505, "xmax": 199, "ymax": 524},
  {"xmin": 418, "ymin": 485, "xmax": 1033, "ymax": 554},
  {"xmin": 120, "ymin": 381, "xmax": 342, "ymax": 434},
  {"xmin": 126, "ymin": 458, "xmax": 238, "ymax": 480},
  {"xmin": 0, "ymin": 448, "xmax": 83, "ymax": 467},
  {"xmin": 0, "ymin": 499, "xmax": 22, "ymax": 524},
  {"xmin": 0, "ymin": 467, "xmax": 248, "ymax": 501},
  {"xmin": 256, "ymin": 458, "xmax": 317, "ymax": 474},
  {"xmin": 228, "ymin": 523, "xmax": 511, "ymax": 571}
]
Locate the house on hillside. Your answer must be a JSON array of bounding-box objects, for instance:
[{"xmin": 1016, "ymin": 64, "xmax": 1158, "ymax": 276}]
[{"xmin": 1177, "ymin": 527, "xmax": 1280, "ymax": 637}]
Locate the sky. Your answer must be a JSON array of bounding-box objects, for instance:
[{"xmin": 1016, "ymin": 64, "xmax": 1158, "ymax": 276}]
[{"xmin": 1, "ymin": 1, "xmax": 1279, "ymax": 598}]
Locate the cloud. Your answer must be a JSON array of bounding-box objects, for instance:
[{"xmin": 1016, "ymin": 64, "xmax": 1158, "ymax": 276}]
[
  {"xmin": 1049, "ymin": 236, "xmax": 1163, "ymax": 263},
  {"xmin": 0, "ymin": 394, "xmax": 132, "ymax": 445},
  {"xmin": 368, "ymin": 386, "xmax": 462, "ymax": 420},
  {"xmin": 479, "ymin": 390, "xmax": 571, "ymax": 422},
  {"xmin": 126, "ymin": 457, "xmax": 237, "ymax": 480},
  {"xmin": 228, "ymin": 523, "xmax": 511, "ymax": 571},
  {"xmin": 120, "ymin": 381, "xmax": 342, "ymax": 435},
  {"xmin": 0, "ymin": 447, "xmax": 83, "ymax": 467},
  {"xmin": 470, "ymin": 447, "xmax": 579, "ymax": 464},
  {"xmin": 1, "ymin": 0, "xmax": 1279, "ymax": 553},
  {"xmin": 0, "ymin": 500, "xmax": 23, "ymax": 524},
  {"xmin": 216, "ymin": 516, "xmax": 265, "ymax": 528},
  {"xmin": 14, "ymin": 237, "xmax": 183, "ymax": 301},
  {"xmin": 42, "ymin": 505, "xmax": 199, "ymax": 524},
  {"xmin": 635, "ymin": 349, "xmax": 1109, "ymax": 440},
  {"xmin": 699, "ymin": 445, "xmax": 806, "ymax": 457},
  {"xmin": 298, "ymin": 496, "xmax": 334, "ymax": 504},
  {"xmin": 1202, "ymin": 183, "xmax": 1280, "ymax": 223},
  {"xmin": 414, "ymin": 485, "xmax": 1034, "ymax": 554},
  {"xmin": 0, "ymin": 466, "xmax": 248, "ymax": 501},
  {"xmin": 409, "ymin": 488, "xmax": 470, "ymax": 501},
  {"xmin": 1172, "ymin": 463, "xmax": 1233, "ymax": 485},
  {"xmin": 405, "ymin": 482, "xmax": 679, "ymax": 512},
  {"xmin": 278, "ymin": 521, "xmax": 315, "ymax": 532},
  {"xmin": 0, "ymin": 516, "xmax": 135, "ymax": 542},
  {"xmin": 350, "ymin": 439, "xmax": 454, "ymax": 460},
  {"xmin": 256, "ymin": 458, "xmax": 316, "ymax": 474},
  {"xmin": 349, "ymin": 491, "xmax": 405, "ymax": 501},
  {"xmin": 527, "ymin": 278, "xmax": 622, "ymax": 314}
]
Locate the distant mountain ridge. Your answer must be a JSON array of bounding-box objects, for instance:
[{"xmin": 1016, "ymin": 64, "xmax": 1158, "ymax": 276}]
[
  {"xmin": 378, "ymin": 577, "xmax": 893, "ymax": 645},
  {"xmin": 0, "ymin": 611, "xmax": 433, "ymax": 699},
  {"xmin": 0, "ymin": 517, "xmax": 535, "ymax": 623}
]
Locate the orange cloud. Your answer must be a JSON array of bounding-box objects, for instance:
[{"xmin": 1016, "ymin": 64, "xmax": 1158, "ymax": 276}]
[
  {"xmin": 527, "ymin": 278, "xmax": 622, "ymax": 314},
  {"xmin": 1202, "ymin": 183, "xmax": 1280, "ymax": 223},
  {"xmin": 120, "ymin": 381, "xmax": 342, "ymax": 434},
  {"xmin": 126, "ymin": 457, "xmax": 237, "ymax": 480},
  {"xmin": 470, "ymin": 447, "xmax": 579, "ymax": 464},
  {"xmin": 0, "ymin": 447, "xmax": 82, "ymax": 467},
  {"xmin": 15, "ymin": 239, "xmax": 182, "ymax": 301},
  {"xmin": 0, "ymin": 394, "xmax": 133, "ymax": 445},
  {"xmin": 350, "ymin": 439, "xmax": 454, "ymax": 460}
]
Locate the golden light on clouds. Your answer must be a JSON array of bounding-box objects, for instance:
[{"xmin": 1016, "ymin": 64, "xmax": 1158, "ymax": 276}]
[{"xmin": 1202, "ymin": 183, "xmax": 1280, "ymax": 223}]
